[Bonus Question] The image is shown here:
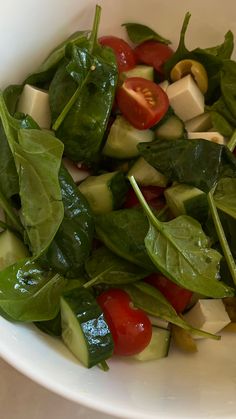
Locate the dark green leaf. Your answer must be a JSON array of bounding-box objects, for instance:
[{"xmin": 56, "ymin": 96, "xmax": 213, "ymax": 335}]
[
  {"xmin": 164, "ymin": 12, "xmax": 191, "ymax": 76},
  {"xmin": 138, "ymin": 138, "xmax": 236, "ymax": 193},
  {"xmin": 0, "ymin": 259, "xmax": 67, "ymax": 322},
  {"xmin": 84, "ymin": 246, "xmax": 149, "ymax": 288},
  {"xmin": 55, "ymin": 46, "xmax": 118, "ymax": 163},
  {"xmin": 203, "ymin": 31, "xmax": 234, "ymax": 60},
  {"xmin": 210, "ymin": 111, "xmax": 233, "ymax": 137},
  {"xmin": 25, "ymin": 31, "xmax": 89, "ymax": 87},
  {"xmin": 124, "ymin": 282, "xmax": 220, "ymax": 339},
  {"xmin": 145, "ymin": 217, "xmax": 233, "ymax": 297},
  {"xmin": 0, "ymin": 122, "xmax": 19, "ymax": 198},
  {"xmin": 208, "ymin": 96, "xmax": 236, "ymax": 126},
  {"xmin": 214, "ymin": 178, "xmax": 236, "ymax": 219},
  {"xmin": 39, "ymin": 165, "xmax": 94, "ymax": 278},
  {"xmin": 95, "ymin": 207, "xmax": 156, "ymax": 271},
  {"xmin": 49, "ymin": 58, "xmax": 78, "ymax": 123},
  {"xmin": 221, "ymin": 60, "xmax": 236, "ymax": 120},
  {"xmin": 122, "ymin": 22, "xmax": 171, "ymax": 45}
]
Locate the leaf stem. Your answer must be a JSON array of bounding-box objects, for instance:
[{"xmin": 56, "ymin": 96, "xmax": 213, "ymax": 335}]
[
  {"xmin": 98, "ymin": 360, "xmax": 109, "ymax": 372},
  {"xmin": 52, "ymin": 6, "xmax": 101, "ymax": 131},
  {"xmin": 227, "ymin": 129, "xmax": 236, "ymax": 152},
  {"xmin": 207, "ymin": 191, "xmax": 236, "ymax": 286},
  {"xmin": 128, "ymin": 176, "xmax": 162, "ymax": 228}
]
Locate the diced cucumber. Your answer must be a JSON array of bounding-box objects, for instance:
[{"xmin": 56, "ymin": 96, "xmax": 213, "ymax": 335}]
[
  {"xmin": 155, "ymin": 114, "xmax": 185, "ymax": 140},
  {"xmin": 103, "ymin": 115, "xmax": 154, "ymax": 159},
  {"xmin": 78, "ymin": 171, "xmax": 128, "ymax": 214},
  {"xmin": 120, "ymin": 65, "xmax": 154, "ymax": 82},
  {"xmin": 164, "ymin": 183, "xmax": 207, "ymax": 219},
  {"xmin": 148, "ymin": 315, "xmax": 169, "ymax": 329},
  {"xmin": 133, "ymin": 326, "xmax": 171, "ymax": 362},
  {"xmin": 128, "ymin": 157, "xmax": 168, "ymax": 187},
  {"xmin": 0, "ymin": 230, "xmax": 29, "ymax": 270},
  {"xmin": 61, "ymin": 288, "xmax": 114, "ymax": 368}
]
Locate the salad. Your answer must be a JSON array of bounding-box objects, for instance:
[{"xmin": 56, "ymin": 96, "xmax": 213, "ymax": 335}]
[{"xmin": 0, "ymin": 4, "xmax": 236, "ymax": 370}]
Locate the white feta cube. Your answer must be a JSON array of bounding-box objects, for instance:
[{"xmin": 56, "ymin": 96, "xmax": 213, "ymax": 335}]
[
  {"xmin": 185, "ymin": 112, "xmax": 212, "ymax": 132},
  {"xmin": 188, "ymin": 131, "xmax": 225, "ymax": 145},
  {"xmin": 166, "ymin": 75, "xmax": 204, "ymax": 121},
  {"xmin": 184, "ymin": 299, "xmax": 231, "ymax": 338},
  {"xmin": 17, "ymin": 84, "xmax": 51, "ymax": 129}
]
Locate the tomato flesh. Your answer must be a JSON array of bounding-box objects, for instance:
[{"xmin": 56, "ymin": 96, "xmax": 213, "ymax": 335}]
[
  {"xmin": 144, "ymin": 274, "xmax": 193, "ymax": 313},
  {"xmin": 124, "ymin": 186, "xmax": 165, "ymax": 209},
  {"xmin": 97, "ymin": 288, "xmax": 152, "ymax": 356},
  {"xmin": 117, "ymin": 77, "xmax": 169, "ymax": 129},
  {"xmin": 99, "ymin": 36, "xmax": 136, "ymax": 73},
  {"xmin": 134, "ymin": 41, "xmax": 174, "ymax": 75}
]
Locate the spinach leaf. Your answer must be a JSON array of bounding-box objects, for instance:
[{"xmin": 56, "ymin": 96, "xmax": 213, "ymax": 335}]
[
  {"xmin": 53, "ymin": 5, "xmax": 118, "ymax": 163},
  {"xmin": 208, "ymin": 96, "xmax": 236, "ymax": 126},
  {"xmin": 210, "ymin": 111, "xmax": 233, "ymax": 137},
  {"xmin": 0, "ymin": 259, "xmax": 67, "ymax": 322},
  {"xmin": 221, "ymin": 60, "xmax": 236, "ymax": 120},
  {"xmin": 138, "ymin": 138, "xmax": 236, "ymax": 193},
  {"xmin": 39, "ymin": 165, "xmax": 94, "ymax": 278},
  {"xmin": 0, "ymin": 93, "xmax": 64, "ymax": 255},
  {"xmin": 95, "ymin": 207, "xmax": 156, "ymax": 271},
  {"xmin": 122, "ymin": 23, "xmax": 171, "ymax": 45},
  {"xmin": 124, "ymin": 282, "xmax": 220, "ymax": 339},
  {"xmin": 3, "ymin": 84, "xmax": 23, "ymax": 115},
  {"xmin": 25, "ymin": 30, "xmax": 90, "ymax": 87},
  {"xmin": 129, "ymin": 176, "xmax": 234, "ymax": 298},
  {"xmin": 214, "ymin": 178, "xmax": 236, "ymax": 219},
  {"xmin": 0, "ymin": 122, "xmax": 19, "ymax": 198},
  {"xmin": 49, "ymin": 58, "xmax": 78, "ymax": 123},
  {"xmin": 203, "ymin": 30, "xmax": 234, "ymax": 60},
  {"xmin": 84, "ymin": 246, "xmax": 149, "ymax": 288},
  {"xmin": 164, "ymin": 12, "xmax": 191, "ymax": 76}
]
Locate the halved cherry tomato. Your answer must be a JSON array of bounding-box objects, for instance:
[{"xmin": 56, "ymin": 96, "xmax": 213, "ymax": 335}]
[
  {"xmin": 99, "ymin": 36, "xmax": 136, "ymax": 73},
  {"xmin": 144, "ymin": 274, "xmax": 193, "ymax": 313},
  {"xmin": 134, "ymin": 41, "xmax": 174, "ymax": 75},
  {"xmin": 97, "ymin": 288, "xmax": 152, "ymax": 356},
  {"xmin": 124, "ymin": 186, "xmax": 165, "ymax": 209},
  {"xmin": 116, "ymin": 77, "xmax": 169, "ymax": 129}
]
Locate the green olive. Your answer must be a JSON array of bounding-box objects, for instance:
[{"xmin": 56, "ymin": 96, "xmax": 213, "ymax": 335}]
[{"xmin": 170, "ymin": 59, "xmax": 208, "ymax": 94}]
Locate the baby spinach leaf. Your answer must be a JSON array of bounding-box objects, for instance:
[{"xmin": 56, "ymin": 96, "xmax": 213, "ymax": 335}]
[
  {"xmin": 15, "ymin": 130, "xmax": 64, "ymax": 255},
  {"xmin": 25, "ymin": 30, "xmax": 90, "ymax": 87},
  {"xmin": 39, "ymin": 165, "xmax": 94, "ymax": 278},
  {"xmin": 0, "ymin": 259, "xmax": 67, "ymax": 322},
  {"xmin": 84, "ymin": 246, "xmax": 149, "ymax": 288},
  {"xmin": 124, "ymin": 282, "xmax": 220, "ymax": 339},
  {"xmin": 129, "ymin": 176, "xmax": 234, "ymax": 298},
  {"xmin": 214, "ymin": 178, "xmax": 236, "ymax": 219},
  {"xmin": 221, "ymin": 60, "xmax": 236, "ymax": 120},
  {"xmin": 0, "ymin": 122, "xmax": 19, "ymax": 198},
  {"xmin": 122, "ymin": 22, "xmax": 171, "ymax": 45},
  {"xmin": 138, "ymin": 138, "xmax": 236, "ymax": 193},
  {"xmin": 203, "ymin": 30, "xmax": 234, "ymax": 60},
  {"xmin": 209, "ymin": 96, "xmax": 236, "ymax": 126},
  {"xmin": 95, "ymin": 207, "xmax": 156, "ymax": 271},
  {"xmin": 210, "ymin": 111, "xmax": 233, "ymax": 137},
  {"xmin": 49, "ymin": 58, "xmax": 78, "ymax": 123},
  {"xmin": 53, "ymin": 5, "xmax": 118, "ymax": 163},
  {"xmin": 164, "ymin": 12, "xmax": 191, "ymax": 76}
]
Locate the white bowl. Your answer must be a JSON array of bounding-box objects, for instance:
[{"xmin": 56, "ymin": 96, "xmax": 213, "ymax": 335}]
[{"xmin": 1, "ymin": 0, "xmax": 236, "ymax": 418}]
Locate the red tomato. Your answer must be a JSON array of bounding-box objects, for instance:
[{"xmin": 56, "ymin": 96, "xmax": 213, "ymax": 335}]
[
  {"xmin": 134, "ymin": 41, "xmax": 174, "ymax": 75},
  {"xmin": 124, "ymin": 186, "xmax": 165, "ymax": 208},
  {"xmin": 97, "ymin": 288, "xmax": 152, "ymax": 356},
  {"xmin": 145, "ymin": 274, "xmax": 193, "ymax": 313},
  {"xmin": 116, "ymin": 77, "xmax": 169, "ymax": 129},
  {"xmin": 99, "ymin": 36, "xmax": 136, "ymax": 73}
]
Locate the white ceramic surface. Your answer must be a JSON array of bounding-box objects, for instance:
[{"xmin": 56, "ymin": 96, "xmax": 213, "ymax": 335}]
[{"xmin": 1, "ymin": 0, "xmax": 236, "ymax": 418}]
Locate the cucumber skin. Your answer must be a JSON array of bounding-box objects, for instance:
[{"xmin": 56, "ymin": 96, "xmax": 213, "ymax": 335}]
[{"xmin": 61, "ymin": 288, "xmax": 114, "ymax": 368}]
